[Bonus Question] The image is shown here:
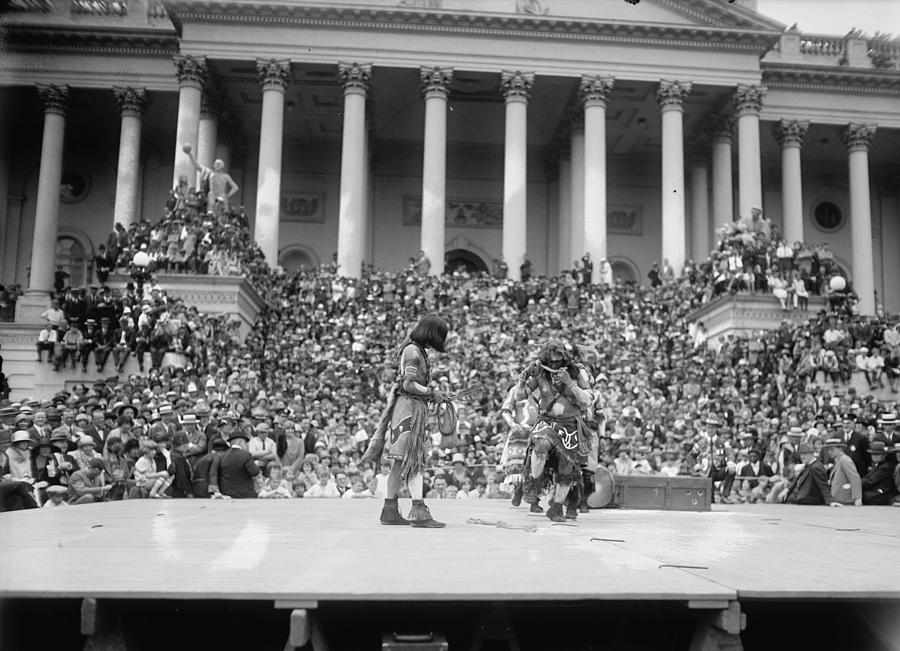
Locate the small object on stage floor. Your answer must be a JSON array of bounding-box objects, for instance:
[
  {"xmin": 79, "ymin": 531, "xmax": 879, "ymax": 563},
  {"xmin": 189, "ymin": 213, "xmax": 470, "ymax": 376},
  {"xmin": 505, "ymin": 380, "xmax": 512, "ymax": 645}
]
[
  {"xmin": 466, "ymin": 517, "xmax": 537, "ymax": 533},
  {"xmin": 382, "ymin": 632, "xmax": 448, "ymax": 651}
]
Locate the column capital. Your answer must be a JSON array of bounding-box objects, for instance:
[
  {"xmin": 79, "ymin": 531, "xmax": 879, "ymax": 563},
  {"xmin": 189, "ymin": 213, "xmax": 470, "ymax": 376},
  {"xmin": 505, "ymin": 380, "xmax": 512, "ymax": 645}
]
[
  {"xmin": 686, "ymin": 136, "xmax": 711, "ymax": 165},
  {"xmin": 733, "ymin": 84, "xmax": 766, "ymax": 116},
  {"xmin": 709, "ymin": 116, "xmax": 735, "ymax": 143},
  {"xmin": 579, "ymin": 74, "xmax": 614, "ymax": 108},
  {"xmin": 773, "ymin": 119, "xmax": 809, "ymax": 148},
  {"xmin": 500, "ymin": 70, "xmax": 534, "ymax": 101},
  {"xmin": 419, "ymin": 66, "xmax": 454, "ymax": 97},
  {"xmin": 36, "ymin": 84, "xmax": 70, "ymax": 116},
  {"xmin": 843, "ymin": 123, "xmax": 877, "ymax": 152},
  {"xmin": 113, "ymin": 86, "xmax": 150, "ymax": 118},
  {"xmin": 657, "ymin": 80, "xmax": 693, "ymax": 111},
  {"xmin": 257, "ymin": 58, "xmax": 291, "ymax": 92},
  {"xmin": 172, "ymin": 54, "xmax": 208, "ymax": 88},
  {"xmin": 338, "ymin": 62, "xmax": 373, "ymax": 94}
]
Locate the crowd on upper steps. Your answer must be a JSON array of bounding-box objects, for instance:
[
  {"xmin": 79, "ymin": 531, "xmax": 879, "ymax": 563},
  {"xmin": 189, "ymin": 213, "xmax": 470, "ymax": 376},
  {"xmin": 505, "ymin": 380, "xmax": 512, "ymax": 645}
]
[{"xmin": 1, "ymin": 188, "xmax": 899, "ymax": 509}]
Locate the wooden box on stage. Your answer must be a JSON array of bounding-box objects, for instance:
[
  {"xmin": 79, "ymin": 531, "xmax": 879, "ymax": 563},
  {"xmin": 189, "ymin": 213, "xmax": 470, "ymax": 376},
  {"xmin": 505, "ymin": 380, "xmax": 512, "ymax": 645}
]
[
  {"xmin": 613, "ymin": 476, "xmax": 711, "ymax": 512},
  {"xmin": 382, "ymin": 633, "xmax": 448, "ymax": 651}
]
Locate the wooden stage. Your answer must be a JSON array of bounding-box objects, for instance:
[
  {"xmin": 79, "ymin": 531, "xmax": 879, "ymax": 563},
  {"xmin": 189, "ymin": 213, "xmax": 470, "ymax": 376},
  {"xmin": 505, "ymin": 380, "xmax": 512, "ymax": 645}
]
[{"xmin": 2, "ymin": 500, "xmax": 900, "ymax": 650}]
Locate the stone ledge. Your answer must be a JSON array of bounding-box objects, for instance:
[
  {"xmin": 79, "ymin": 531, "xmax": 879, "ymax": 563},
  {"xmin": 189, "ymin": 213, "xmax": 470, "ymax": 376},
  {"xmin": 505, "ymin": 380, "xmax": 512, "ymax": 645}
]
[{"xmin": 687, "ymin": 293, "xmax": 828, "ymax": 346}]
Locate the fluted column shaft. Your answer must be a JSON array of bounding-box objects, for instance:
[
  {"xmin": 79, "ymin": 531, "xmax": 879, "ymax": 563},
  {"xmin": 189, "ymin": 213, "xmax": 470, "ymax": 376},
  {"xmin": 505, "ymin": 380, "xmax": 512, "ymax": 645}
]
[
  {"xmin": 172, "ymin": 55, "xmax": 207, "ymax": 188},
  {"xmin": 420, "ymin": 67, "xmax": 453, "ymax": 276},
  {"xmin": 658, "ymin": 80, "xmax": 692, "ymax": 277},
  {"xmin": 581, "ymin": 75, "xmax": 614, "ymax": 283},
  {"xmin": 734, "ymin": 84, "xmax": 766, "ymax": 222},
  {"xmin": 845, "ymin": 124, "xmax": 878, "ymax": 315},
  {"xmin": 774, "ymin": 119, "xmax": 809, "ymax": 244},
  {"xmin": 568, "ymin": 122, "xmax": 585, "ymax": 266},
  {"xmin": 254, "ymin": 59, "xmax": 290, "ymax": 266},
  {"xmin": 197, "ymin": 90, "xmax": 218, "ymax": 188},
  {"xmin": 337, "ymin": 63, "xmax": 371, "ymax": 280},
  {"xmin": 113, "ymin": 87, "xmax": 149, "ymax": 227},
  {"xmin": 711, "ymin": 120, "xmax": 734, "ymax": 224},
  {"xmin": 689, "ymin": 157, "xmax": 710, "ymax": 262},
  {"xmin": 501, "ymin": 71, "xmax": 533, "ymax": 282},
  {"xmin": 28, "ymin": 85, "xmax": 68, "ymax": 296},
  {"xmin": 557, "ymin": 151, "xmax": 571, "ymax": 274}
]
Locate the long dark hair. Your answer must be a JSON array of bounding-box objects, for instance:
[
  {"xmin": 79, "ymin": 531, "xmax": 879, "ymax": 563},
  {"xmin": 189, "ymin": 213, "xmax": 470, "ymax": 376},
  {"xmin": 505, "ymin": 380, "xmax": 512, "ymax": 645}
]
[{"xmin": 408, "ymin": 314, "xmax": 449, "ymax": 353}]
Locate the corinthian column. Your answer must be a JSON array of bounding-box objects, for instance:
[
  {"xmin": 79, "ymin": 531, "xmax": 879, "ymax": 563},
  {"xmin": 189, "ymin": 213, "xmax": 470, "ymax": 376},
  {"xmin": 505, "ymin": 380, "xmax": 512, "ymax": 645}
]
[
  {"xmin": 733, "ymin": 84, "xmax": 766, "ymax": 223},
  {"xmin": 419, "ymin": 66, "xmax": 453, "ymax": 276},
  {"xmin": 568, "ymin": 112, "xmax": 585, "ymax": 267},
  {"xmin": 336, "ymin": 62, "xmax": 372, "ymax": 280},
  {"xmin": 773, "ymin": 119, "xmax": 809, "ymax": 244},
  {"xmin": 844, "ymin": 123, "xmax": 878, "ymax": 315},
  {"xmin": 113, "ymin": 87, "xmax": 150, "ymax": 227},
  {"xmin": 557, "ymin": 141, "xmax": 571, "ymax": 274},
  {"xmin": 657, "ymin": 80, "xmax": 692, "ymax": 277},
  {"xmin": 580, "ymin": 74, "xmax": 614, "ymax": 283},
  {"xmin": 16, "ymin": 85, "xmax": 68, "ymax": 322},
  {"xmin": 688, "ymin": 143, "xmax": 710, "ymax": 262},
  {"xmin": 710, "ymin": 118, "xmax": 734, "ymax": 224},
  {"xmin": 500, "ymin": 71, "xmax": 533, "ymax": 282},
  {"xmin": 254, "ymin": 58, "xmax": 290, "ymax": 266},
  {"xmin": 172, "ymin": 55, "xmax": 207, "ymax": 188},
  {"xmin": 197, "ymin": 89, "xmax": 219, "ymax": 187}
]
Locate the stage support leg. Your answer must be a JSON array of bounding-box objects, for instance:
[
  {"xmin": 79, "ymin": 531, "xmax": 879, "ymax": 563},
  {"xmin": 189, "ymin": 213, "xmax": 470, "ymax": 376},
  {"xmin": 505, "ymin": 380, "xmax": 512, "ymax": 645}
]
[
  {"xmin": 81, "ymin": 598, "xmax": 133, "ymax": 651},
  {"xmin": 688, "ymin": 600, "xmax": 745, "ymax": 651},
  {"xmin": 276, "ymin": 600, "xmax": 329, "ymax": 651},
  {"xmin": 470, "ymin": 602, "xmax": 520, "ymax": 651}
]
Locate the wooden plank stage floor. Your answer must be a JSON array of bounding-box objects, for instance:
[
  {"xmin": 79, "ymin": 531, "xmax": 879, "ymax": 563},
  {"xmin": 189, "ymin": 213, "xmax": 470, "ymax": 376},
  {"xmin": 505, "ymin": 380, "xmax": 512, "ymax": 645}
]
[{"xmin": 2, "ymin": 500, "xmax": 899, "ymax": 604}]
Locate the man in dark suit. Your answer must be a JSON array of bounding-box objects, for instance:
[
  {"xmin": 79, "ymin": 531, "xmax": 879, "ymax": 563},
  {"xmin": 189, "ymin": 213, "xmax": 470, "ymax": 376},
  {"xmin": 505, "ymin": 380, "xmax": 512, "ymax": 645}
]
[
  {"xmin": 785, "ymin": 443, "xmax": 833, "ymax": 505},
  {"xmin": 738, "ymin": 448, "xmax": 774, "ymax": 480},
  {"xmin": 208, "ymin": 430, "xmax": 260, "ymax": 498},
  {"xmin": 93, "ymin": 316, "xmax": 116, "ymax": 372},
  {"xmin": 839, "ymin": 416, "xmax": 869, "ymax": 478},
  {"xmin": 861, "ymin": 441, "xmax": 898, "ymax": 505}
]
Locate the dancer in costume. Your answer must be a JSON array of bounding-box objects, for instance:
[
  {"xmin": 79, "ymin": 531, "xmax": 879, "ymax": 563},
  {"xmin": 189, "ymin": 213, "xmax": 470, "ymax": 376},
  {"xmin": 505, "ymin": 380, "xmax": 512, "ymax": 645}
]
[
  {"xmin": 506, "ymin": 341, "xmax": 595, "ymax": 522},
  {"xmin": 499, "ymin": 386, "xmax": 540, "ymax": 511},
  {"xmin": 360, "ymin": 314, "xmax": 450, "ymax": 528}
]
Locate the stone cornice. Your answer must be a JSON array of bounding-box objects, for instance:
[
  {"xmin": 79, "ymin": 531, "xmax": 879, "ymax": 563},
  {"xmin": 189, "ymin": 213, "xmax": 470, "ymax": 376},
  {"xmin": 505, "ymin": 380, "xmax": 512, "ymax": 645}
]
[
  {"xmin": 762, "ymin": 62, "xmax": 900, "ymax": 96},
  {"xmin": 165, "ymin": 2, "xmax": 780, "ymax": 53},
  {"xmin": 1, "ymin": 23, "xmax": 179, "ymax": 56}
]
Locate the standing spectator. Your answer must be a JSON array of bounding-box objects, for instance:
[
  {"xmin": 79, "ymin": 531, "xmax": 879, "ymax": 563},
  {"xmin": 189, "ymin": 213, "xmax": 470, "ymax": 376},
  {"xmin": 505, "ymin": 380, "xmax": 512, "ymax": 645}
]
[
  {"xmin": 839, "ymin": 416, "xmax": 869, "ymax": 478},
  {"xmin": 822, "ymin": 438, "xmax": 862, "ymax": 506},
  {"xmin": 209, "ymin": 430, "xmax": 260, "ymax": 499},
  {"xmin": 192, "ymin": 438, "xmax": 229, "ymax": 498},
  {"xmin": 169, "ymin": 433, "xmax": 194, "ymax": 498},
  {"xmin": 861, "ymin": 441, "xmax": 897, "ymax": 505}
]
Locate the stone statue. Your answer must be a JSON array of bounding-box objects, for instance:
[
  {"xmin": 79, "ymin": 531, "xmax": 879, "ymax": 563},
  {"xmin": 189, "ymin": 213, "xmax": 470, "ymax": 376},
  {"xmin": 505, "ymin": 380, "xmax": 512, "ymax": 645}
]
[{"xmin": 182, "ymin": 144, "xmax": 239, "ymax": 215}]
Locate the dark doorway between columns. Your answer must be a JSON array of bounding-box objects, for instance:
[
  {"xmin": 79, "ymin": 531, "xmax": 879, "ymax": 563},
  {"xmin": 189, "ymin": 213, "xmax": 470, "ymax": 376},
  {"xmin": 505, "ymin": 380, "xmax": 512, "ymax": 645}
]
[{"xmin": 445, "ymin": 249, "xmax": 489, "ymax": 275}]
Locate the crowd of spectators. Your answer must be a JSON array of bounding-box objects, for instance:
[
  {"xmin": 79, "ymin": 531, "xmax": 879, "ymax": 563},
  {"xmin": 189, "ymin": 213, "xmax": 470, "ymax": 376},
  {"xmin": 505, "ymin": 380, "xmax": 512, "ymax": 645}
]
[{"xmin": 2, "ymin": 199, "xmax": 900, "ymax": 509}]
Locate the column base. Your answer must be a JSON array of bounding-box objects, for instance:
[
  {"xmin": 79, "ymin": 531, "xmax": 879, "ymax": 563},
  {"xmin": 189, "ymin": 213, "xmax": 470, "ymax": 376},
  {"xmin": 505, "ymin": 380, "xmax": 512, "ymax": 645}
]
[{"xmin": 13, "ymin": 291, "xmax": 52, "ymax": 325}]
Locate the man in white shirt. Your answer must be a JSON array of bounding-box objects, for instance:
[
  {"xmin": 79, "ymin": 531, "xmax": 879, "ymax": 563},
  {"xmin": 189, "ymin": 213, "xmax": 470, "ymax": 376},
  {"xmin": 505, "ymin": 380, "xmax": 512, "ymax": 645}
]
[
  {"xmin": 248, "ymin": 423, "xmax": 277, "ymax": 475},
  {"xmin": 40, "ymin": 300, "xmax": 66, "ymax": 328}
]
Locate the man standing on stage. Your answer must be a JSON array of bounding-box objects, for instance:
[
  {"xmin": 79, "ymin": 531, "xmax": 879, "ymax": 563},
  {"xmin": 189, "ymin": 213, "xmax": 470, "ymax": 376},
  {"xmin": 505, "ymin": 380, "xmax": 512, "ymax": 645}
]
[{"xmin": 361, "ymin": 315, "xmax": 452, "ymax": 528}]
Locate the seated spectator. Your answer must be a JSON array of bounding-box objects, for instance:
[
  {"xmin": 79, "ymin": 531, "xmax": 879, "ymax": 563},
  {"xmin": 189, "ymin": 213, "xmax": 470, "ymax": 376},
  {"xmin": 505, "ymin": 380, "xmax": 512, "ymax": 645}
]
[
  {"xmin": 305, "ymin": 467, "xmax": 339, "ymax": 498},
  {"xmin": 258, "ymin": 462, "xmax": 291, "ymax": 499},
  {"xmin": 68, "ymin": 458, "xmax": 111, "ymax": 504},
  {"xmin": 133, "ymin": 441, "xmax": 172, "ymax": 499},
  {"xmin": 42, "ymin": 484, "xmax": 70, "ymax": 508}
]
